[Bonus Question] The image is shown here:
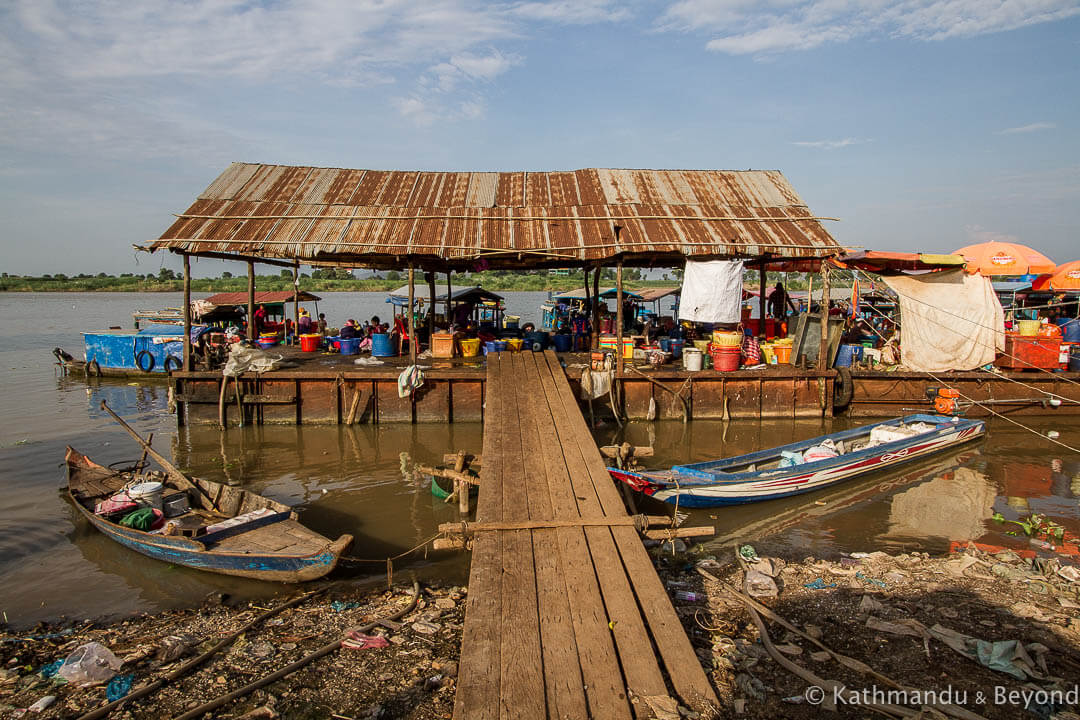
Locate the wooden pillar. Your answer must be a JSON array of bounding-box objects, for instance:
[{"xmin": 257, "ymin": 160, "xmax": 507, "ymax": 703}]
[
  {"xmin": 583, "ymin": 264, "xmax": 592, "ymax": 352},
  {"xmin": 292, "ymin": 262, "xmax": 300, "ymax": 345},
  {"xmin": 616, "ymin": 262, "xmax": 624, "ymax": 375},
  {"xmin": 246, "ymin": 260, "xmax": 255, "ymax": 341},
  {"xmin": 817, "ymin": 263, "xmax": 831, "ymax": 369},
  {"xmin": 427, "ymin": 271, "xmax": 437, "ymax": 337},
  {"xmin": 182, "ymin": 253, "xmax": 192, "ymax": 371},
  {"xmin": 592, "ymin": 262, "xmax": 601, "ymax": 348},
  {"xmin": 408, "ymin": 264, "xmax": 417, "ymax": 365},
  {"xmin": 446, "ymin": 271, "xmax": 453, "ymax": 328},
  {"xmin": 758, "ymin": 261, "xmax": 768, "ymax": 339}
]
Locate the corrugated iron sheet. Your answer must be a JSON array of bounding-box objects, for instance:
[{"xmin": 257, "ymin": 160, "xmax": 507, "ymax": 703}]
[{"xmin": 153, "ymin": 163, "xmax": 841, "ymax": 268}]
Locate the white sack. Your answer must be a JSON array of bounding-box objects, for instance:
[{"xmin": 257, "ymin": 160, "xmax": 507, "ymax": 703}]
[
  {"xmin": 883, "ymin": 270, "xmax": 1004, "ymax": 372},
  {"xmin": 678, "ymin": 259, "xmax": 744, "ymax": 324}
]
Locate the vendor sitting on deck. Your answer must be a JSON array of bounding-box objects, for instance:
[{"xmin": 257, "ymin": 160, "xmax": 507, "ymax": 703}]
[
  {"xmin": 339, "ymin": 319, "xmax": 359, "ymax": 339},
  {"xmin": 298, "ymin": 309, "xmax": 313, "ymax": 334},
  {"xmin": 1054, "ymin": 305, "xmax": 1080, "ymax": 343}
]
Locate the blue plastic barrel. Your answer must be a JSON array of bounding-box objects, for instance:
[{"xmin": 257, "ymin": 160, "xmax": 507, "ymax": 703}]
[
  {"xmin": 484, "ymin": 341, "xmax": 497, "ymax": 355},
  {"xmin": 552, "ymin": 334, "xmax": 573, "ymax": 352},
  {"xmin": 525, "ymin": 331, "xmax": 548, "ymax": 351},
  {"xmin": 669, "ymin": 338, "xmax": 684, "ymax": 359},
  {"xmin": 338, "ymin": 337, "xmax": 361, "ymax": 355},
  {"xmin": 493, "ymin": 340, "xmax": 508, "ymax": 352},
  {"xmin": 658, "ymin": 337, "xmax": 671, "ymax": 352},
  {"xmin": 1070, "ymin": 345, "xmax": 1080, "ymax": 372},
  {"xmin": 371, "ymin": 333, "xmax": 394, "ymax": 357},
  {"xmin": 835, "ymin": 343, "xmax": 863, "ymax": 367}
]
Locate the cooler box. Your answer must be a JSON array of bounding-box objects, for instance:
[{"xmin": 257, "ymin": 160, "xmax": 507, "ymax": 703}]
[{"xmin": 995, "ymin": 335, "xmax": 1061, "ymax": 370}]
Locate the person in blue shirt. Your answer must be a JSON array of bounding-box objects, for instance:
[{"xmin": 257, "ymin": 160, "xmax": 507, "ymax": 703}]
[{"xmin": 1054, "ymin": 305, "xmax": 1080, "ymax": 342}]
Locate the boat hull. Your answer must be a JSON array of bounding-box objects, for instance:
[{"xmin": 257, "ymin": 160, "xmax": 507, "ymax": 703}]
[{"xmin": 609, "ymin": 415, "xmax": 986, "ymax": 508}]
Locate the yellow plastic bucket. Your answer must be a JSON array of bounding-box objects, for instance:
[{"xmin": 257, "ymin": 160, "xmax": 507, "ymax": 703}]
[
  {"xmin": 761, "ymin": 344, "xmax": 776, "ymax": 364},
  {"xmin": 506, "ymin": 338, "xmax": 524, "ymax": 352},
  {"xmin": 459, "ymin": 338, "xmax": 481, "ymax": 357},
  {"xmin": 1016, "ymin": 319, "xmax": 1041, "ymax": 336},
  {"xmin": 693, "ymin": 339, "xmax": 710, "ymax": 352},
  {"xmin": 712, "ymin": 330, "xmax": 742, "ymax": 347}
]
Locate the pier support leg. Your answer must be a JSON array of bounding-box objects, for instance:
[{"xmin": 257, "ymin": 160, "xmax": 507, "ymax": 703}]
[
  {"xmin": 292, "ymin": 261, "xmax": 300, "ymax": 346},
  {"xmin": 182, "ymin": 253, "xmax": 192, "ymax": 371},
  {"xmin": 408, "ymin": 265, "xmax": 417, "ymax": 366},
  {"xmin": 616, "ymin": 260, "xmax": 624, "ymax": 376},
  {"xmin": 817, "ymin": 264, "xmax": 831, "ymax": 369},
  {"xmin": 592, "ymin": 263, "xmax": 601, "ymax": 348},
  {"xmin": 758, "ymin": 260, "xmax": 768, "ymax": 339}
]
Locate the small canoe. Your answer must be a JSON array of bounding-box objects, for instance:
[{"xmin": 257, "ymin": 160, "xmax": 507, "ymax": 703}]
[
  {"xmin": 608, "ymin": 414, "xmax": 985, "ymax": 508},
  {"xmin": 65, "ymin": 447, "xmax": 352, "ymax": 582}
]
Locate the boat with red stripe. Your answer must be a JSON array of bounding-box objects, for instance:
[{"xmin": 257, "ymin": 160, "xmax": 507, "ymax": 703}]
[{"xmin": 607, "ymin": 414, "xmax": 985, "ymax": 508}]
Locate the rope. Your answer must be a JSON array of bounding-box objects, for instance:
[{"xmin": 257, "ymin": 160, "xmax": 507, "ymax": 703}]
[{"xmin": 339, "ymin": 532, "xmax": 441, "ymax": 588}]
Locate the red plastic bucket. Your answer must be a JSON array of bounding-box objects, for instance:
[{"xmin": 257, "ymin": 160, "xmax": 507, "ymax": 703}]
[
  {"xmin": 711, "ymin": 346, "xmax": 741, "ymax": 372},
  {"xmin": 300, "ymin": 334, "xmax": 321, "ymax": 352}
]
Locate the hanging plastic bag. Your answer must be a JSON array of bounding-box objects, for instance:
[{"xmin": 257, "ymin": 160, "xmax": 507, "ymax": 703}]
[{"xmin": 57, "ymin": 642, "xmax": 122, "ymax": 685}]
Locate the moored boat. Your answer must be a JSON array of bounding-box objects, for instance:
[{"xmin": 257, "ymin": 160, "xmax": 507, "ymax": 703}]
[
  {"xmin": 65, "ymin": 446, "xmax": 352, "ymax": 582},
  {"xmin": 607, "ymin": 414, "xmax": 985, "ymax": 507}
]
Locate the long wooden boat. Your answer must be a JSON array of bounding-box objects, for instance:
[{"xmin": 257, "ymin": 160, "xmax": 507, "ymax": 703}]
[
  {"xmin": 607, "ymin": 414, "xmax": 985, "ymax": 508},
  {"xmin": 65, "ymin": 447, "xmax": 352, "ymax": 582}
]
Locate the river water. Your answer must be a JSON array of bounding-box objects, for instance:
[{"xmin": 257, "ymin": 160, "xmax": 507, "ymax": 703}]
[{"xmin": 1, "ymin": 292, "xmax": 1078, "ymax": 628}]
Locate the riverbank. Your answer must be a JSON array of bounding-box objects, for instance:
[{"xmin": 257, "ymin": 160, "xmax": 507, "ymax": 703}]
[
  {"xmin": 662, "ymin": 541, "xmax": 1080, "ymax": 719},
  {"xmin": 5, "ymin": 543, "xmax": 1078, "ymax": 719}
]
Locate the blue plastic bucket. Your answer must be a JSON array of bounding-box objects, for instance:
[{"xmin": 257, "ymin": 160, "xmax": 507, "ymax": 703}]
[
  {"xmin": 493, "ymin": 340, "xmax": 508, "ymax": 352},
  {"xmin": 1070, "ymin": 345, "xmax": 1080, "ymax": 372},
  {"xmin": 484, "ymin": 341, "xmax": 497, "ymax": 355},
  {"xmin": 669, "ymin": 338, "xmax": 684, "ymax": 359},
  {"xmin": 658, "ymin": 337, "xmax": 671, "ymax": 352},
  {"xmin": 371, "ymin": 333, "xmax": 394, "ymax": 357},
  {"xmin": 835, "ymin": 343, "xmax": 863, "ymax": 367},
  {"xmin": 338, "ymin": 337, "xmax": 361, "ymax": 355},
  {"xmin": 552, "ymin": 334, "xmax": 573, "ymax": 352}
]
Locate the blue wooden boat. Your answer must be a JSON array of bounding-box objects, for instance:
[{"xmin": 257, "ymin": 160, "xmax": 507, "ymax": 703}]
[
  {"xmin": 57, "ymin": 324, "xmax": 210, "ymax": 377},
  {"xmin": 607, "ymin": 414, "xmax": 985, "ymax": 508},
  {"xmin": 65, "ymin": 447, "xmax": 352, "ymax": 582}
]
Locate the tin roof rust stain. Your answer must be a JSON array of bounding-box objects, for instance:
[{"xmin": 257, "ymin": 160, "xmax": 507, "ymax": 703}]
[{"xmin": 153, "ymin": 163, "xmax": 842, "ymax": 268}]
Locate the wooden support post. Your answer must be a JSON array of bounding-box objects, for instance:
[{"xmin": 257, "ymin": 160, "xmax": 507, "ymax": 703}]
[
  {"xmin": 182, "ymin": 253, "xmax": 192, "ymax": 371},
  {"xmin": 408, "ymin": 265, "xmax": 417, "ymax": 365},
  {"xmin": 817, "ymin": 263, "xmax": 831, "ymax": 370},
  {"xmin": 758, "ymin": 261, "xmax": 768, "ymax": 339},
  {"xmin": 583, "ymin": 264, "xmax": 592, "ymax": 352},
  {"xmin": 454, "ymin": 450, "xmax": 469, "ymax": 515},
  {"xmin": 292, "ymin": 261, "xmax": 300, "ymax": 346},
  {"xmin": 446, "ymin": 271, "xmax": 453, "ymax": 327},
  {"xmin": 246, "ymin": 261, "xmax": 255, "ymax": 341},
  {"xmin": 427, "ymin": 271, "xmax": 437, "ymax": 338},
  {"xmin": 592, "ymin": 263, "xmax": 601, "ymax": 348},
  {"xmin": 616, "ymin": 261, "xmax": 624, "ymax": 375}
]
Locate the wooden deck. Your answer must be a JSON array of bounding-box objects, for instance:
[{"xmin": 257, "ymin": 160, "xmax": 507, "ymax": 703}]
[{"xmin": 454, "ymin": 351, "xmax": 717, "ymax": 719}]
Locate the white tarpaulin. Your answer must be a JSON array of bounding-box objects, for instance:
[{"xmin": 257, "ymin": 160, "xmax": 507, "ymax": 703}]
[
  {"xmin": 883, "ymin": 269, "xmax": 1004, "ymax": 372},
  {"xmin": 678, "ymin": 259, "xmax": 744, "ymax": 324}
]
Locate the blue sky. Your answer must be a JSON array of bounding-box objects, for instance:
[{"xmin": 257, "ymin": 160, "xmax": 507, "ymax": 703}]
[{"xmin": 1, "ymin": 0, "xmax": 1077, "ymax": 276}]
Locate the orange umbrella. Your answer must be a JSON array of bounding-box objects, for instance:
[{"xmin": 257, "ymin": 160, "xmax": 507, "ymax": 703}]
[
  {"xmin": 1031, "ymin": 260, "xmax": 1080, "ymax": 291},
  {"xmin": 952, "ymin": 241, "xmax": 1056, "ymax": 276}
]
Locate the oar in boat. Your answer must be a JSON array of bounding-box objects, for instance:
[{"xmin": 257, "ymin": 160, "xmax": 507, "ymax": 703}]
[{"xmin": 99, "ymin": 400, "xmax": 221, "ymax": 513}]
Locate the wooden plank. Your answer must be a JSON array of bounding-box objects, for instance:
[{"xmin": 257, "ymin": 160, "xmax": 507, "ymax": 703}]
[
  {"xmin": 542, "ymin": 352, "xmax": 719, "ymax": 708},
  {"xmin": 375, "ymin": 379, "xmax": 413, "ymax": 423},
  {"xmin": 497, "ymin": 355, "xmax": 545, "ymax": 720},
  {"xmin": 454, "ymin": 358, "xmax": 504, "ymax": 720},
  {"xmin": 529, "ymin": 353, "xmax": 663, "ymax": 716},
  {"xmin": 451, "ymin": 381, "xmax": 485, "ymax": 422},
  {"xmin": 415, "ymin": 379, "xmax": 451, "ymax": 422},
  {"xmin": 297, "ymin": 379, "xmax": 339, "ymax": 424},
  {"xmin": 512, "ymin": 354, "xmax": 590, "ymax": 720}
]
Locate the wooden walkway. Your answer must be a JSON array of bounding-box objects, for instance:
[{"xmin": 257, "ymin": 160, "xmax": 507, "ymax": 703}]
[{"xmin": 454, "ymin": 351, "xmax": 717, "ymax": 719}]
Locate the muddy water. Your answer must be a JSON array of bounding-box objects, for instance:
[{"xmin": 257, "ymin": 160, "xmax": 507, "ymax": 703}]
[{"xmin": 1, "ymin": 291, "xmax": 1078, "ymax": 628}]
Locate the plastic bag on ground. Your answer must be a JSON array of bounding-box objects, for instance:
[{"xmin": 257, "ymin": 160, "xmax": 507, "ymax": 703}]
[
  {"xmin": 222, "ymin": 343, "xmax": 282, "ymax": 377},
  {"xmin": 57, "ymin": 642, "xmax": 122, "ymax": 685},
  {"xmin": 744, "ymin": 569, "xmax": 779, "ymax": 598}
]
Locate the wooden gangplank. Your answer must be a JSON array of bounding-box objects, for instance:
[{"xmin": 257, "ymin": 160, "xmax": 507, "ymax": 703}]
[{"xmin": 454, "ymin": 351, "xmax": 717, "ymax": 719}]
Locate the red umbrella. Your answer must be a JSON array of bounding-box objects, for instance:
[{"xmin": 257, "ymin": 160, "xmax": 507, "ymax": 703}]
[
  {"xmin": 952, "ymin": 241, "xmax": 1056, "ymax": 276},
  {"xmin": 1031, "ymin": 260, "xmax": 1080, "ymax": 291}
]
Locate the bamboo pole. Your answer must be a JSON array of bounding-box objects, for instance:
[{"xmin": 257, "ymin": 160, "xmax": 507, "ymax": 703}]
[
  {"xmin": 408, "ymin": 265, "xmax": 416, "ymax": 365},
  {"xmin": 182, "ymin": 253, "xmax": 192, "ymax": 371},
  {"xmin": 758, "ymin": 260, "xmax": 768, "ymax": 339},
  {"xmin": 616, "ymin": 261, "xmax": 625, "ymax": 375},
  {"xmin": 817, "ymin": 264, "xmax": 831, "ymax": 369},
  {"xmin": 446, "ymin": 271, "xmax": 453, "ymax": 328},
  {"xmin": 583, "ymin": 264, "xmax": 592, "ymax": 352},
  {"xmin": 246, "ymin": 261, "xmax": 255, "ymax": 341},
  {"xmin": 292, "ymin": 261, "xmax": 300, "ymax": 346},
  {"xmin": 592, "ymin": 262, "xmax": 601, "ymax": 348}
]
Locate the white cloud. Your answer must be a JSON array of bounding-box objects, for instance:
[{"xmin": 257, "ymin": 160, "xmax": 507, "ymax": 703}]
[
  {"xmin": 793, "ymin": 137, "xmax": 872, "ymax": 150},
  {"xmin": 660, "ymin": 0, "xmax": 1080, "ymax": 55},
  {"xmin": 997, "ymin": 122, "xmax": 1056, "ymax": 135},
  {"xmin": 963, "ymin": 226, "xmax": 1022, "ymax": 244},
  {"xmin": 510, "ymin": 0, "xmax": 630, "ymax": 24}
]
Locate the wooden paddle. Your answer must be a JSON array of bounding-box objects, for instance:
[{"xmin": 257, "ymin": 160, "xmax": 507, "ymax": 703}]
[{"xmin": 99, "ymin": 400, "xmax": 221, "ymax": 512}]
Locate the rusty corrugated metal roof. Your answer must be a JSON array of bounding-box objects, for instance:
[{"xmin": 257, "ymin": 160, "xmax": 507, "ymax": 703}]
[{"xmin": 148, "ymin": 163, "xmax": 842, "ymax": 269}]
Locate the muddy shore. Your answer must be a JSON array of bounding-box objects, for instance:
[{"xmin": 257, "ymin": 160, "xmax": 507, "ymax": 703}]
[{"xmin": 3, "ymin": 543, "xmax": 1079, "ymax": 719}]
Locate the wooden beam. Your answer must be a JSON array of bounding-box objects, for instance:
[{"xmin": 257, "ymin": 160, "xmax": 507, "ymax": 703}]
[
  {"xmin": 428, "ymin": 271, "xmax": 437, "ymax": 339},
  {"xmin": 182, "ymin": 253, "xmax": 192, "ymax": 371},
  {"xmin": 616, "ymin": 261, "xmax": 624, "ymax": 375},
  {"xmin": 758, "ymin": 261, "xmax": 768, "ymax": 339},
  {"xmin": 591, "ymin": 263, "xmax": 601, "ymax": 349},
  {"xmin": 438, "ymin": 516, "xmax": 676, "ymax": 535},
  {"xmin": 408, "ymin": 265, "xmax": 417, "ymax": 365},
  {"xmin": 292, "ymin": 261, "xmax": 300, "ymax": 346}
]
